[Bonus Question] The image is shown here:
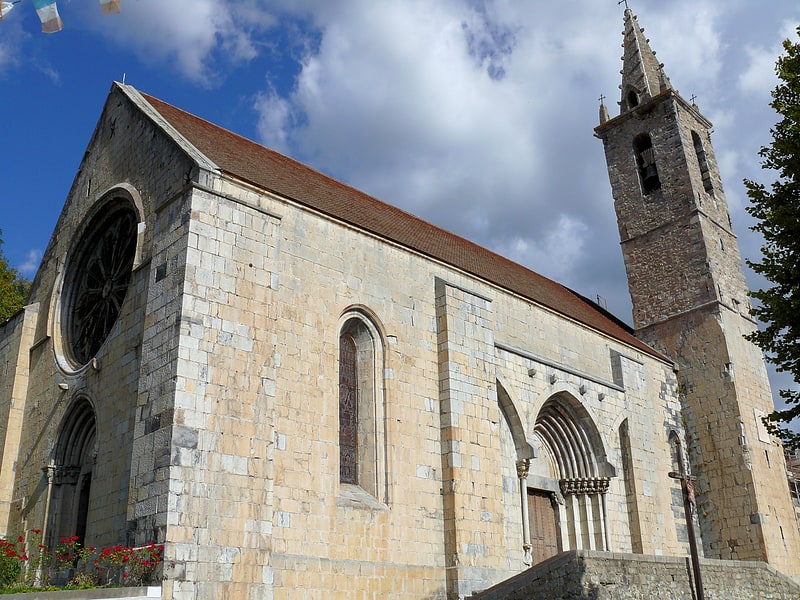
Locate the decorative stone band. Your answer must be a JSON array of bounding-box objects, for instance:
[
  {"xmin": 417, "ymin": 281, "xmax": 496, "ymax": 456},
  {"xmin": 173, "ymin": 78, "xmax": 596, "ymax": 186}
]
[{"xmin": 559, "ymin": 477, "xmax": 611, "ymax": 496}]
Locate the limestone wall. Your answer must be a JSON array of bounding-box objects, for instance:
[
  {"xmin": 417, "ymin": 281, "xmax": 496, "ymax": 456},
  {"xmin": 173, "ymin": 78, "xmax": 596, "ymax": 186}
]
[{"xmin": 183, "ymin": 164, "xmax": 688, "ymax": 598}]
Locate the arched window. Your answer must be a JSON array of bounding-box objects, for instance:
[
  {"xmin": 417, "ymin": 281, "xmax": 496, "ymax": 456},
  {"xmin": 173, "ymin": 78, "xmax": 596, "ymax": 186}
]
[
  {"xmin": 692, "ymin": 131, "xmax": 714, "ymax": 194},
  {"xmin": 338, "ymin": 312, "xmax": 387, "ymax": 502},
  {"xmin": 633, "ymin": 134, "xmax": 661, "ymax": 194},
  {"xmin": 45, "ymin": 397, "xmax": 97, "ymax": 550}
]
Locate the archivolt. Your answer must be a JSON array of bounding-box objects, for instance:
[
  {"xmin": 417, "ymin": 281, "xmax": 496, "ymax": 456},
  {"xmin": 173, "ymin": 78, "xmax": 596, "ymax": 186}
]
[{"xmin": 534, "ymin": 394, "xmax": 611, "ymax": 480}]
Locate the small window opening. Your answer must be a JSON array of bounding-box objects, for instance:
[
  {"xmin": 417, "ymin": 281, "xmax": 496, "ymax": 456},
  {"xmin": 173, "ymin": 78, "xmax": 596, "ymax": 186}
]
[
  {"xmin": 627, "ymin": 90, "xmax": 639, "ymax": 109},
  {"xmin": 692, "ymin": 131, "xmax": 714, "ymax": 194}
]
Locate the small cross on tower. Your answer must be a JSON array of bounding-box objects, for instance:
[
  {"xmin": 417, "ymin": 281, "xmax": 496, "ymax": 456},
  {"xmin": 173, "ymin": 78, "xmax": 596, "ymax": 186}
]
[{"xmin": 618, "ymin": 0, "xmax": 630, "ymax": 9}]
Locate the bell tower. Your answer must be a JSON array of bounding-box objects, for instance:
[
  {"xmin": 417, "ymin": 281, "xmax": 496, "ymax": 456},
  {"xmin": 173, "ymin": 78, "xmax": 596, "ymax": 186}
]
[{"xmin": 595, "ymin": 8, "xmax": 800, "ymax": 577}]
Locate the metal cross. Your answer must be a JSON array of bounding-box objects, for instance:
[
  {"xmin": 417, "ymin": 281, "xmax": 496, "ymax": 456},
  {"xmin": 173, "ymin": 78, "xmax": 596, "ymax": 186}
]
[
  {"xmin": 618, "ymin": 0, "xmax": 630, "ymax": 9},
  {"xmin": 598, "ymin": 94, "xmax": 606, "ymax": 105},
  {"xmin": 690, "ymin": 94, "xmax": 698, "ymax": 105}
]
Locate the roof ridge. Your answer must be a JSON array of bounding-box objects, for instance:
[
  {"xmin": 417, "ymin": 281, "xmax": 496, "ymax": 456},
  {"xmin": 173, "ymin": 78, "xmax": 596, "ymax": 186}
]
[{"xmin": 133, "ymin": 86, "xmax": 664, "ymax": 361}]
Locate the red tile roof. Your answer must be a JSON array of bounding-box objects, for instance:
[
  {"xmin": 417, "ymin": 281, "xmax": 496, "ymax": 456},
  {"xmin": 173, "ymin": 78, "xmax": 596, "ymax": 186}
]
[{"xmin": 137, "ymin": 88, "xmax": 664, "ymax": 361}]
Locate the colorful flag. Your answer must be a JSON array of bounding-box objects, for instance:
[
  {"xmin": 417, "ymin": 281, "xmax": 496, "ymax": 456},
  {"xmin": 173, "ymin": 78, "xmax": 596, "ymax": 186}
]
[
  {"xmin": 0, "ymin": 2, "xmax": 15, "ymax": 22},
  {"xmin": 31, "ymin": 0, "xmax": 63, "ymax": 33},
  {"xmin": 100, "ymin": 0, "xmax": 121, "ymax": 15}
]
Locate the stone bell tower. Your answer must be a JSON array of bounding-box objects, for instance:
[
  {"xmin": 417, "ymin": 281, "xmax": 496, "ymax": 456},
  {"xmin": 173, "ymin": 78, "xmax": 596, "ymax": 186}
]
[{"xmin": 595, "ymin": 8, "xmax": 800, "ymax": 577}]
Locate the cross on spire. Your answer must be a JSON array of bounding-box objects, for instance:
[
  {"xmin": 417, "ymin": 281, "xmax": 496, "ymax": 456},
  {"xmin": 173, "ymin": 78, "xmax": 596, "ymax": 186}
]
[
  {"xmin": 618, "ymin": 0, "xmax": 630, "ymax": 9},
  {"xmin": 598, "ymin": 94, "xmax": 606, "ymax": 105}
]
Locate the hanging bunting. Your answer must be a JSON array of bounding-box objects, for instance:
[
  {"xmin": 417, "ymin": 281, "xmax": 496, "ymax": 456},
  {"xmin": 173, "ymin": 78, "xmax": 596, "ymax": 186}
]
[
  {"xmin": 31, "ymin": 0, "xmax": 63, "ymax": 33},
  {"xmin": 99, "ymin": 0, "xmax": 120, "ymax": 16},
  {"xmin": 0, "ymin": 1, "xmax": 16, "ymax": 22}
]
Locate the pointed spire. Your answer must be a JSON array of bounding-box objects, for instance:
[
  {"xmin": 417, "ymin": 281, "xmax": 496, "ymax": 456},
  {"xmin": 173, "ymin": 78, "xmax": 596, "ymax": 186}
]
[
  {"xmin": 598, "ymin": 94, "xmax": 609, "ymax": 125},
  {"xmin": 619, "ymin": 8, "xmax": 671, "ymax": 114}
]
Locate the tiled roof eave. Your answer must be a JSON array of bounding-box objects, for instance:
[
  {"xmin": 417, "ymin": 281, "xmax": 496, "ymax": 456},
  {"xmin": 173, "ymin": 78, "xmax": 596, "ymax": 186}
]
[{"xmin": 129, "ymin": 85, "xmax": 665, "ymax": 363}]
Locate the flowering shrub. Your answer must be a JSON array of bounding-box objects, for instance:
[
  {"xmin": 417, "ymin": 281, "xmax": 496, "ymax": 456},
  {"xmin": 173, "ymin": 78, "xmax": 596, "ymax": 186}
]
[
  {"xmin": 0, "ymin": 538, "xmax": 23, "ymax": 586},
  {"xmin": 0, "ymin": 531, "xmax": 163, "ymax": 591}
]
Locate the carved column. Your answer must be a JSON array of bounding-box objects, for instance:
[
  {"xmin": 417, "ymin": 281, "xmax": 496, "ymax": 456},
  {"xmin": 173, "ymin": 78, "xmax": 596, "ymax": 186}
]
[{"xmin": 516, "ymin": 459, "xmax": 531, "ymax": 566}]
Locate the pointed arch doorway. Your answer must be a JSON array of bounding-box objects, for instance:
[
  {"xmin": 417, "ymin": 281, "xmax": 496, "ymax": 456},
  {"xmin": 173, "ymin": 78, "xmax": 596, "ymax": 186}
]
[
  {"xmin": 44, "ymin": 398, "xmax": 97, "ymax": 549},
  {"xmin": 529, "ymin": 393, "xmax": 615, "ymax": 560}
]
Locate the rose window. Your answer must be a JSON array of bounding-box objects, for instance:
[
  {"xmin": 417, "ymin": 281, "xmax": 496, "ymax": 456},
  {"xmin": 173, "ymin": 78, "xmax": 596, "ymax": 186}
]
[{"xmin": 63, "ymin": 204, "xmax": 137, "ymax": 366}]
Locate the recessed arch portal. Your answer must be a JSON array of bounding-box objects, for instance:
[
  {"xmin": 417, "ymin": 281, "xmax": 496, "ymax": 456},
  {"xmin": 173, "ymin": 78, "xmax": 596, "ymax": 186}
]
[
  {"xmin": 45, "ymin": 397, "xmax": 97, "ymax": 550},
  {"xmin": 533, "ymin": 393, "xmax": 614, "ymax": 555}
]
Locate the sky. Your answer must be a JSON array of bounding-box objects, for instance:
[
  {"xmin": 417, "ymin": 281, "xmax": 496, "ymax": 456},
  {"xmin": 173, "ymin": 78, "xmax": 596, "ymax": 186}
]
[{"xmin": 1, "ymin": 0, "xmax": 799, "ymax": 413}]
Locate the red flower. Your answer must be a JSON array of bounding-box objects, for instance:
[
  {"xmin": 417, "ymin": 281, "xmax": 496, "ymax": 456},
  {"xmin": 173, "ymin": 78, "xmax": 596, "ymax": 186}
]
[{"xmin": 16, "ymin": 535, "xmax": 23, "ymax": 543}]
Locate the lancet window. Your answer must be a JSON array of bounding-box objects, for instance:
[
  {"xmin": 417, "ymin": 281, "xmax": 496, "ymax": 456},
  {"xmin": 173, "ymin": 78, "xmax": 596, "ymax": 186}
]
[{"xmin": 338, "ymin": 312, "xmax": 387, "ymax": 502}]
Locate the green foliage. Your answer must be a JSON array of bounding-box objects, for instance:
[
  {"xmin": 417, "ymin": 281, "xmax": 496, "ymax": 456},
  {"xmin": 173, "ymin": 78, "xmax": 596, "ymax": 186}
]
[
  {"xmin": 0, "ymin": 230, "xmax": 31, "ymax": 324},
  {"xmin": 745, "ymin": 27, "xmax": 800, "ymax": 450}
]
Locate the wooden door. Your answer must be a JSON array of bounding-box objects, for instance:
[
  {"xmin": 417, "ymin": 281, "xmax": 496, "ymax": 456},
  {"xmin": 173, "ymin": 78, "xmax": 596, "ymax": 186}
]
[{"xmin": 528, "ymin": 488, "xmax": 559, "ymax": 564}]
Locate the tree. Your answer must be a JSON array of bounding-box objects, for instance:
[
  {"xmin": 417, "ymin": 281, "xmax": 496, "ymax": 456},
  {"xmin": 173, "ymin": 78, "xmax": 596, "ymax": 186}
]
[
  {"xmin": 744, "ymin": 28, "xmax": 800, "ymax": 450},
  {"xmin": 0, "ymin": 230, "xmax": 31, "ymax": 324}
]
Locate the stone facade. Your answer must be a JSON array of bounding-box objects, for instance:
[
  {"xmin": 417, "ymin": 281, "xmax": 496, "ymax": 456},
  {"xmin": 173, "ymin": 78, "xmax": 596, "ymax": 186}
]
[
  {"xmin": 0, "ymin": 82, "xmax": 690, "ymax": 599},
  {"xmin": 0, "ymin": 9, "xmax": 796, "ymax": 600}
]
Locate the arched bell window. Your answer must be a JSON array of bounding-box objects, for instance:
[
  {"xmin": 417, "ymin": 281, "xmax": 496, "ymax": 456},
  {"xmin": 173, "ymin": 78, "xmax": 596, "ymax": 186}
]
[{"xmin": 633, "ymin": 133, "xmax": 661, "ymax": 194}]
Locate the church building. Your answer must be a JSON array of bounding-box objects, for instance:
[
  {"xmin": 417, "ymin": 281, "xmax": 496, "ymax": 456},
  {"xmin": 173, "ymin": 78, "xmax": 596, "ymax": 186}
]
[{"xmin": 0, "ymin": 8, "xmax": 798, "ymax": 599}]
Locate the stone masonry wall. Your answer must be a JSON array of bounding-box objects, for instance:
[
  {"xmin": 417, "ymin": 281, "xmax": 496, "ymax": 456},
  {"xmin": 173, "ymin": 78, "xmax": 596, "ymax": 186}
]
[
  {"xmin": 0, "ymin": 305, "xmax": 37, "ymax": 536},
  {"xmin": 470, "ymin": 550, "xmax": 800, "ymax": 600},
  {"xmin": 224, "ymin": 168, "xmax": 688, "ymax": 598}
]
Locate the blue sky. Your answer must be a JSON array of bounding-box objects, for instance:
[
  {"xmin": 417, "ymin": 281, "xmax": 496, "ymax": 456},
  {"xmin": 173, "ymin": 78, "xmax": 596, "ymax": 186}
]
[{"xmin": 1, "ymin": 0, "xmax": 799, "ymax": 411}]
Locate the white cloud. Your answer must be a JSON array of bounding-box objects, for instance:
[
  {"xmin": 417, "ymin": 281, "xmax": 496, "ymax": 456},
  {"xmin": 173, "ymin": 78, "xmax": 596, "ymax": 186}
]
[
  {"xmin": 75, "ymin": 0, "xmax": 278, "ymax": 83},
  {"xmin": 493, "ymin": 216, "xmax": 589, "ymax": 285},
  {"xmin": 254, "ymin": 90, "xmax": 293, "ymax": 154},
  {"xmin": 19, "ymin": 249, "xmax": 42, "ymax": 278},
  {"xmin": 0, "ymin": 16, "xmax": 31, "ymax": 76}
]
